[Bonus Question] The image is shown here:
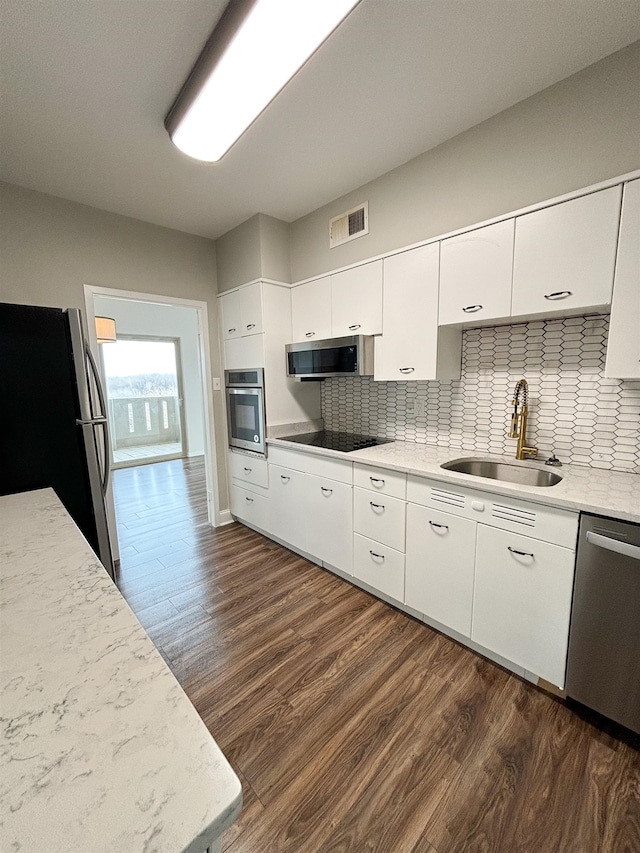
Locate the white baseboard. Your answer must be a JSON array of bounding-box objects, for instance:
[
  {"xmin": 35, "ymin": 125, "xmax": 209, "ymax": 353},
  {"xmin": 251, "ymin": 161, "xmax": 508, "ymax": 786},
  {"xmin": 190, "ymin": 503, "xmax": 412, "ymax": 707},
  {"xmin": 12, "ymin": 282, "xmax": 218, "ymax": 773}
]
[{"xmin": 216, "ymin": 509, "xmax": 233, "ymax": 526}]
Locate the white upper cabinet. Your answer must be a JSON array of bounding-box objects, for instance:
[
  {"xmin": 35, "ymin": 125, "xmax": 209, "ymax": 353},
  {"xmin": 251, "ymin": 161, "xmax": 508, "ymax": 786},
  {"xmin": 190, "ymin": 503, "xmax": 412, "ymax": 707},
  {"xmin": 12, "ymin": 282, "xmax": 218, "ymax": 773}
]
[
  {"xmin": 220, "ymin": 282, "xmax": 263, "ymax": 340},
  {"xmin": 439, "ymin": 219, "xmax": 514, "ymax": 326},
  {"xmin": 605, "ymin": 179, "xmax": 640, "ymax": 379},
  {"xmin": 220, "ymin": 290, "xmax": 241, "ymax": 340},
  {"xmin": 375, "ymin": 244, "xmax": 461, "ymax": 381},
  {"xmin": 291, "ymin": 277, "xmax": 332, "ymax": 342},
  {"xmin": 511, "ymin": 186, "xmax": 622, "ymax": 318},
  {"xmin": 331, "ymin": 261, "xmax": 383, "ymax": 337},
  {"xmin": 239, "ymin": 282, "xmax": 264, "ymax": 335}
]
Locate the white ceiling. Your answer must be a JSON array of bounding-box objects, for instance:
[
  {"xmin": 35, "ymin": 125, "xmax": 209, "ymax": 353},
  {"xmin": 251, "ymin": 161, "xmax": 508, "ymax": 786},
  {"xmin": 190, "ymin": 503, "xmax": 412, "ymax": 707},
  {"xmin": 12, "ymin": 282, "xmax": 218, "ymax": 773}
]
[{"xmin": 1, "ymin": 1, "xmax": 639, "ymax": 241}]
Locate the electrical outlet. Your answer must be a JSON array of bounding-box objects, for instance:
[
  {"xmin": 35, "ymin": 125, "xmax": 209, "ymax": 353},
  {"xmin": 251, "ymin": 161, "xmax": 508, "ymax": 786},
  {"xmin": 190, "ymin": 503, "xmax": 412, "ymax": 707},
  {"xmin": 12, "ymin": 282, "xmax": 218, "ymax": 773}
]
[
  {"xmin": 415, "ymin": 399, "xmax": 426, "ymax": 417},
  {"xmin": 406, "ymin": 399, "xmax": 416, "ymax": 415},
  {"xmin": 212, "ymin": 377, "xmax": 221, "ymax": 391}
]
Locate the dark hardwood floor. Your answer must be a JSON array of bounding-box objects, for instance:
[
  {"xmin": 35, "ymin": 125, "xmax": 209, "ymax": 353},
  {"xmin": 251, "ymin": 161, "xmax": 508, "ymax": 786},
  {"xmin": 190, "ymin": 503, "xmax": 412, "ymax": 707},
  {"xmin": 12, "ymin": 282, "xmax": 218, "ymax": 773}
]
[{"xmin": 113, "ymin": 458, "xmax": 640, "ymax": 853}]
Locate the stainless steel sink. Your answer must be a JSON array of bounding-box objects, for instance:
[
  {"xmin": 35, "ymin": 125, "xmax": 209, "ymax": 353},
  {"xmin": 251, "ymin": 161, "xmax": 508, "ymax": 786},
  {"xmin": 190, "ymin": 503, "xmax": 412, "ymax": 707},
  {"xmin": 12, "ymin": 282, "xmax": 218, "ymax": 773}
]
[{"xmin": 441, "ymin": 457, "xmax": 563, "ymax": 487}]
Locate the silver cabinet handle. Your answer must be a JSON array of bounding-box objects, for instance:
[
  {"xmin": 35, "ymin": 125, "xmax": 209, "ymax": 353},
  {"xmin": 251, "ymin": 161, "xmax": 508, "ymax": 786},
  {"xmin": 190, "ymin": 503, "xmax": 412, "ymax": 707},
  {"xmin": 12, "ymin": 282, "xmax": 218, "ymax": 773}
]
[
  {"xmin": 305, "ymin": 331, "xmax": 315, "ymax": 337},
  {"xmin": 370, "ymin": 502, "xmax": 385, "ymax": 511},
  {"xmin": 349, "ymin": 324, "xmax": 361, "ymax": 330},
  {"xmin": 586, "ymin": 531, "xmax": 640, "ymax": 561},
  {"xmin": 246, "ymin": 323, "xmax": 255, "ymax": 329},
  {"xmin": 280, "ymin": 475, "xmax": 290, "ymax": 482},
  {"xmin": 399, "ymin": 367, "xmax": 415, "ymax": 374},
  {"xmin": 243, "ymin": 467, "xmax": 252, "ymax": 473},
  {"xmin": 369, "ymin": 550, "xmax": 385, "ymax": 560},
  {"xmin": 462, "ymin": 305, "xmax": 483, "ymax": 313},
  {"xmin": 321, "ymin": 486, "xmax": 333, "ymax": 495},
  {"xmin": 544, "ymin": 291, "xmax": 572, "ymax": 300},
  {"xmin": 369, "ymin": 476, "xmax": 385, "ymax": 485},
  {"xmin": 429, "ymin": 521, "xmax": 449, "ymax": 530},
  {"xmin": 508, "ymin": 546, "xmax": 534, "ymax": 558},
  {"xmin": 245, "ymin": 497, "xmax": 253, "ymax": 503},
  {"xmin": 228, "ymin": 328, "xmax": 236, "ymax": 333}
]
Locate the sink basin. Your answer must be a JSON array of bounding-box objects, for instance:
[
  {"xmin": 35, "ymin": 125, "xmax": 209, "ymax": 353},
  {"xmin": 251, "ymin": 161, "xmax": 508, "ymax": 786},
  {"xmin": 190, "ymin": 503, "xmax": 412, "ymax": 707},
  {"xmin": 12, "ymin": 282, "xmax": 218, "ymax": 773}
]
[{"xmin": 441, "ymin": 457, "xmax": 562, "ymax": 487}]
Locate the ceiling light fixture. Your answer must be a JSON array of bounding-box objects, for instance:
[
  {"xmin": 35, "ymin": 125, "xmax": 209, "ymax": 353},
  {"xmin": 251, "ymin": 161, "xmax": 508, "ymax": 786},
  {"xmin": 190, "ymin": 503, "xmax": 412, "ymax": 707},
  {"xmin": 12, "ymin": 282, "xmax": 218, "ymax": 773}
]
[{"xmin": 165, "ymin": 0, "xmax": 360, "ymax": 163}]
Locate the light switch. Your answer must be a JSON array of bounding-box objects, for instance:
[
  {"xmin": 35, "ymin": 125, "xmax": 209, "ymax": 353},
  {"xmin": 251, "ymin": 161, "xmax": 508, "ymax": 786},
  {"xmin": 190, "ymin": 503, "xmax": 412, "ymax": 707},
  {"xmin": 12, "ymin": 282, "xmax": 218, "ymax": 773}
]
[{"xmin": 212, "ymin": 377, "xmax": 221, "ymax": 391}]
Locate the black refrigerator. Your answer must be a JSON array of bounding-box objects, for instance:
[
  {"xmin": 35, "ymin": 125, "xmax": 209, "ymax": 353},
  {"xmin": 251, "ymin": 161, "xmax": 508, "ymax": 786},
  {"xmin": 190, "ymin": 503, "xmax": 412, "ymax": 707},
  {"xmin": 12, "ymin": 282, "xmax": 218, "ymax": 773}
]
[{"xmin": 0, "ymin": 302, "xmax": 115, "ymax": 579}]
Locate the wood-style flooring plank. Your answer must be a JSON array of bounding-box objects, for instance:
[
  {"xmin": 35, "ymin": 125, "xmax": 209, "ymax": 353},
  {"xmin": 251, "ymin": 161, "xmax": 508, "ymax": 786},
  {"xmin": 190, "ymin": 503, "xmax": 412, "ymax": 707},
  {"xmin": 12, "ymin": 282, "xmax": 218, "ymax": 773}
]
[{"xmin": 112, "ymin": 458, "xmax": 640, "ymax": 853}]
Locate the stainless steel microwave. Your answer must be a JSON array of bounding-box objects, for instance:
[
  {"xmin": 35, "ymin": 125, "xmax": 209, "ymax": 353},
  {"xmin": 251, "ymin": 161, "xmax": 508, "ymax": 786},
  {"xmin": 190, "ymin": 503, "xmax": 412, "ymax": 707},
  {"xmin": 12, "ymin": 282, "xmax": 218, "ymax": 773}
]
[{"xmin": 285, "ymin": 335, "xmax": 374, "ymax": 379}]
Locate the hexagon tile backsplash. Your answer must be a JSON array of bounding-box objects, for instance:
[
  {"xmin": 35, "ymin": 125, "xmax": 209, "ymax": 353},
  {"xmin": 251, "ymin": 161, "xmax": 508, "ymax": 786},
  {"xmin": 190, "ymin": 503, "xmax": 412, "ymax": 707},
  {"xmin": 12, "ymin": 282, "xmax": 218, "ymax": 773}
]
[{"xmin": 321, "ymin": 315, "xmax": 640, "ymax": 473}]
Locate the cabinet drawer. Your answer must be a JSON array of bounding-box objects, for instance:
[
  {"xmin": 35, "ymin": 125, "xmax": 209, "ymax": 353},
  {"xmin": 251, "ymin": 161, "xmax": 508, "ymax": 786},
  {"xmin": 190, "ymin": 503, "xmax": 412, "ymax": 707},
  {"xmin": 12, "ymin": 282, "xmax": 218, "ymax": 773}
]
[
  {"xmin": 230, "ymin": 483, "xmax": 270, "ymax": 531},
  {"xmin": 354, "ymin": 487, "xmax": 406, "ymax": 551},
  {"xmin": 228, "ymin": 451, "xmax": 268, "ymax": 488},
  {"xmin": 353, "ymin": 533, "xmax": 405, "ymax": 602},
  {"xmin": 268, "ymin": 444, "xmax": 352, "ymax": 483},
  {"xmin": 353, "ymin": 463, "xmax": 406, "ymax": 499}
]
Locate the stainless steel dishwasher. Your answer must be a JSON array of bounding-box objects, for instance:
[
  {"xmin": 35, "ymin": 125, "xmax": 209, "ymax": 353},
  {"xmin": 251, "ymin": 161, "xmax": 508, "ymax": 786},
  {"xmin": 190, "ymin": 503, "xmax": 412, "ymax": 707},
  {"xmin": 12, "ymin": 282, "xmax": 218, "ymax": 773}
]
[{"xmin": 565, "ymin": 513, "xmax": 640, "ymax": 734}]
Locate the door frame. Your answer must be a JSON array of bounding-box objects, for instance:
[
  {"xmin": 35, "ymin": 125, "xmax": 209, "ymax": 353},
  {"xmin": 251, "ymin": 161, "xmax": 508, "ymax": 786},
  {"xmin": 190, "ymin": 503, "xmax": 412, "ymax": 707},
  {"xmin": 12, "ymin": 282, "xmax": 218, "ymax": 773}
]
[
  {"xmin": 83, "ymin": 284, "xmax": 225, "ymax": 532},
  {"xmin": 102, "ymin": 333, "xmax": 188, "ymax": 468}
]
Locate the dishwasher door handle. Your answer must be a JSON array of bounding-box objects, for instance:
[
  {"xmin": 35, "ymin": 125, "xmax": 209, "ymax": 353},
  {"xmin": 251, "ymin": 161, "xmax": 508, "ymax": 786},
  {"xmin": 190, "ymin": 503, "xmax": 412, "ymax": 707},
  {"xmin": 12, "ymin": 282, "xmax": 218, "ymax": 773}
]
[{"xmin": 586, "ymin": 531, "xmax": 640, "ymax": 561}]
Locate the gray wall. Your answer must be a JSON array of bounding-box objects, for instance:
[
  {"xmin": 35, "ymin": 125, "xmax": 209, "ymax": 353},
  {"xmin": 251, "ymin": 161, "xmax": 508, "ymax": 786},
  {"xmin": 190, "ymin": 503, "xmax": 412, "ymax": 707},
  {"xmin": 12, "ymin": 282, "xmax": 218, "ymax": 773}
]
[
  {"xmin": 216, "ymin": 213, "xmax": 291, "ymax": 291},
  {"xmin": 0, "ymin": 181, "xmax": 228, "ymax": 511},
  {"xmin": 290, "ymin": 41, "xmax": 640, "ymax": 281}
]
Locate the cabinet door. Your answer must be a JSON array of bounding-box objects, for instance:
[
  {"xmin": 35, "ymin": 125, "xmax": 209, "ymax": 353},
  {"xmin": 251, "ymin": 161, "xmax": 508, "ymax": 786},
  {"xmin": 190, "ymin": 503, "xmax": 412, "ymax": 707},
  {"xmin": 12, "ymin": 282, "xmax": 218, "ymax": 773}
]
[
  {"xmin": 439, "ymin": 219, "xmax": 513, "ymax": 326},
  {"xmin": 331, "ymin": 261, "xmax": 383, "ymax": 337},
  {"xmin": 405, "ymin": 504, "xmax": 476, "ymax": 637},
  {"xmin": 512, "ymin": 186, "xmax": 621, "ymax": 318},
  {"xmin": 353, "ymin": 533, "xmax": 405, "ymax": 602},
  {"xmin": 223, "ymin": 335, "xmax": 264, "ymax": 370},
  {"xmin": 220, "ymin": 291, "xmax": 241, "ymax": 340},
  {"xmin": 472, "ymin": 525, "xmax": 575, "ymax": 688},
  {"xmin": 291, "ymin": 278, "xmax": 332, "ymax": 342},
  {"xmin": 268, "ymin": 465, "xmax": 307, "ymax": 552},
  {"xmin": 605, "ymin": 179, "xmax": 640, "ymax": 379},
  {"xmin": 304, "ymin": 475, "xmax": 353, "ymax": 574},
  {"xmin": 375, "ymin": 244, "xmax": 461, "ymax": 381},
  {"xmin": 239, "ymin": 282, "xmax": 264, "ymax": 335},
  {"xmin": 230, "ymin": 483, "xmax": 270, "ymax": 532}
]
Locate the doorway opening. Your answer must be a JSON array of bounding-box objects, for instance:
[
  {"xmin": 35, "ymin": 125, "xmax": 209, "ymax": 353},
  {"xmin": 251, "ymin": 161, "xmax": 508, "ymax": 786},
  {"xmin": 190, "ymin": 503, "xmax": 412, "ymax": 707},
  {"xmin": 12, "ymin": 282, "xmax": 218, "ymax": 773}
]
[{"xmin": 102, "ymin": 335, "xmax": 186, "ymax": 468}]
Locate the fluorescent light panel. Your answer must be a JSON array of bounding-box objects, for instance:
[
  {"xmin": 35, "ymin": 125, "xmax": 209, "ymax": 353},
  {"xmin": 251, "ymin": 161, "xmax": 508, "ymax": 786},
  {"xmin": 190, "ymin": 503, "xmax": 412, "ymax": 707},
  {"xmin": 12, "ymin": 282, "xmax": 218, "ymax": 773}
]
[{"xmin": 167, "ymin": 0, "xmax": 359, "ymax": 162}]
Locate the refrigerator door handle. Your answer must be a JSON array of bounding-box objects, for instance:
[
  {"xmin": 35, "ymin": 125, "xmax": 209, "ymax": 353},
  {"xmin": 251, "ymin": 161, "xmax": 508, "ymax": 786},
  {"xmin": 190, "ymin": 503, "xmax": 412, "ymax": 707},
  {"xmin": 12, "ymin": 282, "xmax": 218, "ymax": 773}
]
[{"xmin": 85, "ymin": 343, "xmax": 112, "ymax": 495}]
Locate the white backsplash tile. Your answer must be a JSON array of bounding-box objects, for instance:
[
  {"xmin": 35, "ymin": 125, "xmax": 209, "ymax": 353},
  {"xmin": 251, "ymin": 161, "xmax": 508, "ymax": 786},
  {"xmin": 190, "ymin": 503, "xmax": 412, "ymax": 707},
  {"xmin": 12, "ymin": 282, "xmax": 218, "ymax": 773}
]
[{"xmin": 321, "ymin": 315, "xmax": 640, "ymax": 473}]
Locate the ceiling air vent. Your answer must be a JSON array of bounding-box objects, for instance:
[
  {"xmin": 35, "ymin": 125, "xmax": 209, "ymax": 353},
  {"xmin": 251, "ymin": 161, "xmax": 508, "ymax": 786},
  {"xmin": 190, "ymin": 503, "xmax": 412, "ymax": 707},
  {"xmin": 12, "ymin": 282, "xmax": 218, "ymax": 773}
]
[{"xmin": 329, "ymin": 202, "xmax": 369, "ymax": 248}]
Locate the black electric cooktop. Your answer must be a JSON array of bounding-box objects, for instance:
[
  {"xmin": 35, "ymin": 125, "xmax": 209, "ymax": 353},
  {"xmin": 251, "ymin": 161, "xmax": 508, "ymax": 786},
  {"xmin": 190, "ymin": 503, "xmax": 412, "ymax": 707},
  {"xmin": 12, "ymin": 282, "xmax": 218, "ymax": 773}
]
[{"xmin": 278, "ymin": 430, "xmax": 393, "ymax": 453}]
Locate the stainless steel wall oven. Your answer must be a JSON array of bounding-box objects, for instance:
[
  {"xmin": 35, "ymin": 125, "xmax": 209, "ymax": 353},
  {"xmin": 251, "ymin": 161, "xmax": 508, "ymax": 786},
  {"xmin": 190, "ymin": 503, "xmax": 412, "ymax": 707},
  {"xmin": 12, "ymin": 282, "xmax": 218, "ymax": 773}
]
[{"xmin": 225, "ymin": 368, "xmax": 266, "ymax": 455}]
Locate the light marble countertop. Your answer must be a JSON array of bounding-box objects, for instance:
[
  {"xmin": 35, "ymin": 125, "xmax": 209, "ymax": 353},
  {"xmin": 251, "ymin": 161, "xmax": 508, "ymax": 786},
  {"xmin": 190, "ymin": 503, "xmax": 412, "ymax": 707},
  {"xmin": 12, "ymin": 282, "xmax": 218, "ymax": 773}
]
[
  {"xmin": 267, "ymin": 437, "xmax": 640, "ymax": 523},
  {"xmin": 0, "ymin": 489, "xmax": 242, "ymax": 853}
]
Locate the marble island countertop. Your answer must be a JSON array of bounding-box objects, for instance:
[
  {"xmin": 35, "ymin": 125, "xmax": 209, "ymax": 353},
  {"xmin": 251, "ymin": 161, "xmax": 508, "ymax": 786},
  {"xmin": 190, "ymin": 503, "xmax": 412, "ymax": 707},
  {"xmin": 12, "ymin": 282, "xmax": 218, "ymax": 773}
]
[
  {"xmin": 0, "ymin": 489, "xmax": 241, "ymax": 853},
  {"xmin": 267, "ymin": 436, "xmax": 640, "ymax": 523}
]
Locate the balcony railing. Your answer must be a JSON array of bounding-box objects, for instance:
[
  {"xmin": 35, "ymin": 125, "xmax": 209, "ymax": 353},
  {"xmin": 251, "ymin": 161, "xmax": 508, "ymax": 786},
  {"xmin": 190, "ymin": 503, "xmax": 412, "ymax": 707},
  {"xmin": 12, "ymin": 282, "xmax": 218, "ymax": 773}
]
[{"xmin": 109, "ymin": 396, "xmax": 181, "ymax": 449}]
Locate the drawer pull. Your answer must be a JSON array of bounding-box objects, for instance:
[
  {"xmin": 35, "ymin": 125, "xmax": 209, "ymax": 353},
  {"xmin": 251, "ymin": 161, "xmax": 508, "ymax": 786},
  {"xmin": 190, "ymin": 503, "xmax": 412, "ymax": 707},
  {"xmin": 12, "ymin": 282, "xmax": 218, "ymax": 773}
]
[
  {"xmin": 543, "ymin": 291, "xmax": 572, "ymax": 301},
  {"xmin": 280, "ymin": 475, "xmax": 290, "ymax": 482},
  {"xmin": 243, "ymin": 467, "xmax": 252, "ymax": 473},
  {"xmin": 228, "ymin": 327, "xmax": 236, "ymax": 333},
  {"xmin": 369, "ymin": 476, "xmax": 385, "ymax": 485},
  {"xmin": 245, "ymin": 497, "xmax": 254, "ymax": 503},
  {"xmin": 429, "ymin": 521, "xmax": 449, "ymax": 530},
  {"xmin": 321, "ymin": 486, "xmax": 333, "ymax": 495},
  {"xmin": 462, "ymin": 304, "xmax": 483, "ymax": 313},
  {"xmin": 508, "ymin": 546, "xmax": 534, "ymax": 558},
  {"xmin": 370, "ymin": 502, "xmax": 385, "ymax": 511},
  {"xmin": 305, "ymin": 331, "xmax": 315, "ymax": 337},
  {"xmin": 399, "ymin": 367, "xmax": 415, "ymax": 374},
  {"xmin": 349, "ymin": 324, "xmax": 361, "ymax": 330},
  {"xmin": 369, "ymin": 550, "xmax": 385, "ymax": 561},
  {"xmin": 246, "ymin": 323, "xmax": 256, "ymax": 329}
]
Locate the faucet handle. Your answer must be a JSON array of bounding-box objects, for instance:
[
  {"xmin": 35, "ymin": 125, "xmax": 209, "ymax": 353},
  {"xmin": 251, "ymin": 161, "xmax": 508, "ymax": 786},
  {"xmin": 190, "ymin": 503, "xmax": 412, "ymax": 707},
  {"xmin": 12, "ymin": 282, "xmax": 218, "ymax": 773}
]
[{"xmin": 545, "ymin": 454, "xmax": 562, "ymax": 467}]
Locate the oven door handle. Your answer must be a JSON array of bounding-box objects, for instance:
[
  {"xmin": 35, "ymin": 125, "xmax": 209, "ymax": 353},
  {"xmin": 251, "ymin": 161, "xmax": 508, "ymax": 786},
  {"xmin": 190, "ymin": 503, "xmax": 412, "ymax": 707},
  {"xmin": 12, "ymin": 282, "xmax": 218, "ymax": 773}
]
[{"xmin": 586, "ymin": 531, "xmax": 640, "ymax": 561}]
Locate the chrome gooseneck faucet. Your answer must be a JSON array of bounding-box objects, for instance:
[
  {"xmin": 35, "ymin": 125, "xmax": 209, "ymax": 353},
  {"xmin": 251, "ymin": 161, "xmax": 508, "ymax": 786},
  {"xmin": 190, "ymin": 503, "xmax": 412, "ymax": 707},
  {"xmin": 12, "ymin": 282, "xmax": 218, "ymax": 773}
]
[{"xmin": 509, "ymin": 378, "xmax": 538, "ymax": 460}]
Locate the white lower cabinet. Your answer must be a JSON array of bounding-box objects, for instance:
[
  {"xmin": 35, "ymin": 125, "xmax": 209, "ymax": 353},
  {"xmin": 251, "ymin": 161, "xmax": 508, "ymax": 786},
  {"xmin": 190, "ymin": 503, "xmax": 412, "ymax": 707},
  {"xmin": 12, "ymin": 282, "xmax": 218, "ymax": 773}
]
[
  {"xmin": 269, "ymin": 464, "xmax": 308, "ymax": 552},
  {"xmin": 304, "ymin": 475, "xmax": 353, "ymax": 574},
  {"xmin": 353, "ymin": 533, "xmax": 405, "ymax": 602},
  {"xmin": 471, "ymin": 525, "xmax": 575, "ymax": 688},
  {"xmin": 230, "ymin": 483, "xmax": 270, "ymax": 532},
  {"xmin": 405, "ymin": 504, "xmax": 477, "ymax": 638}
]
